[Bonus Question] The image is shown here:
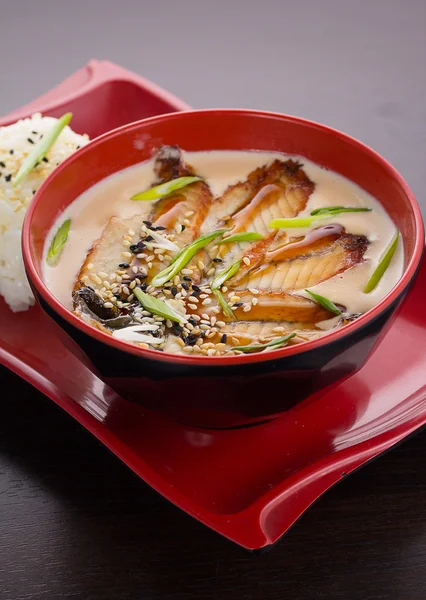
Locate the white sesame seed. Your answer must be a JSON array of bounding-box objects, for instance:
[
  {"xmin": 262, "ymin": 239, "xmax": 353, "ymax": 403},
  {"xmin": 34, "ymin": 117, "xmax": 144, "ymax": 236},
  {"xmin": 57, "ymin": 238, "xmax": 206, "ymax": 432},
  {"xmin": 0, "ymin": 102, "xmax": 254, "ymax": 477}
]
[
  {"xmin": 103, "ymin": 280, "xmax": 111, "ymax": 289},
  {"xmin": 211, "ymin": 316, "xmax": 217, "ymax": 326},
  {"xmin": 249, "ymin": 288, "xmax": 259, "ymax": 295},
  {"xmin": 183, "ymin": 219, "xmax": 191, "ymax": 227},
  {"xmin": 132, "ymin": 266, "xmax": 138, "ymax": 274},
  {"xmin": 181, "ymin": 268, "xmax": 193, "ymax": 275},
  {"xmin": 188, "ymin": 303, "xmax": 198, "ymax": 310},
  {"xmin": 90, "ymin": 274, "xmax": 102, "ymax": 285},
  {"xmin": 243, "ymin": 304, "xmax": 252, "ymax": 312},
  {"xmin": 201, "ymin": 313, "xmax": 210, "ymax": 320},
  {"xmin": 197, "ymin": 260, "xmax": 205, "ymax": 270},
  {"xmin": 166, "ymin": 319, "xmax": 173, "ymax": 328},
  {"xmin": 122, "ymin": 240, "xmax": 131, "ymax": 247},
  {"xmin": 185, "ymin": 210, "xmax": 195, "ymax": 217},
  {"xmin": 207, "ymin": 268, "xmax": 215, "ymax": 276},
  {"xmin": 127, "ymin": 294, "xmax": 134, "ymax": 302},
  {"xmin": 216, "ymin": 321, "xmax": 226, "ymax": 328},
  {"xmin": 221, "ymin": 286, "xmax": 228, "ymax": 293},
  {"xmin": 80, "ymin": 275, "xmax": 89, "ymax": 284},
  {"xmin": 231, "ymin": 337, "xmax": 240, "ymax": 345},
  {"xmin": 122, "ymin": 251, "xmax": 132, "ymax": 259},
  {"xmin": 230, "ymin": 295, "xmax": 241, "ymax": 302},
  {"xmin": 123, "ymin": 235, "xmax": 133, "ymax": 242},
  {"xmin": 148, "ymin": 262, "xmax": 153, "ymax": 269},
  {"xmin": 243, "ymin": 257, "xmax": 251, "ymax": 266},
  {"xmin": 200, "ymin": 324, "xmax": 209, "ymax": 330},
  {"xmin": 273, "ymin": 326, "xmax": 285, "ymax": 333},
  {"xmin": 137, "ymin": 253, "xmax": 146, "ymax": 259},
  {"xmin": 158, "ymin": 254, "xmax": 165, "ymax": 262},
  {"xmin": 207, "ymin": 349, "xmax": 216, "ymax": 356},
  {"xmin": 103, "ymin": 302, "xmax": 114, "ymax": 309},
  {"xmin": 129, "ymin": 280, "xmax": 136, "ymax": 290},
  {"xmin": 173, "ymin": 275, "xmax": 180, "ymax": 285},
  {"xmin": 212, "ymin": 307, "xmax": 221, "ymax": 314},
  {"xmin": 175, "ymin": 223, "xmax": 183, "ymax": 234},
  {"xmin": 183, "ymin": 345, "xmax": 194, "ymax": 353},
  {"xmin": 252, "ymin": 297, "xmax": 258, "ymax": 305},
  {"xmin": 87, "ymin": 263, "xmax": 94, "ymax": 271},
  {"xmin": 109, "ymin": 273, "xmax": 117, "ymax": 282},
  {"xmin": 128, "ymin": 229, "xmax": 135, "ymax": 236},
  {"xmin": 202, "ymin": 298, "xmax": 212, "ymax": 305}
]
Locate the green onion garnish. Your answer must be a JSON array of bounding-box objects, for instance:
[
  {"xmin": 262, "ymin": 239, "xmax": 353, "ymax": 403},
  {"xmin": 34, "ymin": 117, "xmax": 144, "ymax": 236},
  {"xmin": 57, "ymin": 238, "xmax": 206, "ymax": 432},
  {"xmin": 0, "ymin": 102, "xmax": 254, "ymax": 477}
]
[
  {"xmin": 150, "ymin": 229, "xmax": 227, "ymax": 287},
  {"xmin": 310, "ymin": 206, "xmax": 372, "ymax": 216},
  {"xmin": 269, "ymin": 206, "xmax": 372, "ymax": 229},
  {"xmin": 233, "ymin": 332, "xmax": 296, "ymax": 353},
  {"xmin": 13, "ymin": 113, "xmax": 72, "ymax": 186},
  {"xmin": 363, "ymin": 231, "xmax": 399, "ymax": 293},
  {"xmin": 217, "ymin": 232, "xmax": 264, "ymax": 245},
  {"xmin": 212, "ymin": 289, "xmax": 236, "ymax": 319},
  {"xmin": 305, "ymin": 289, "xmax": 342, "ymax": 315},
  {"xmin": 211, "ymin": 260, "xmax": 241, "ymax": 290},
  {"xmin": 131, "ymin": 176, "xmax": 203, "ymax": 201},
  {"xmin": 46, "ymin": 219, "xmax": 71, "ymax": 266},
  {"xmin": 133, "ymin": 288, "xmax": 185, "ymax": 323}
]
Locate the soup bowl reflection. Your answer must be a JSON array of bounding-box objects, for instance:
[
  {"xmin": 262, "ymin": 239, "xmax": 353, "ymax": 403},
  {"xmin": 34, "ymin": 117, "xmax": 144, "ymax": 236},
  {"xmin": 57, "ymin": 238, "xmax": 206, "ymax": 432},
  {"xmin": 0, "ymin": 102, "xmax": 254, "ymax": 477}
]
[{"xmin": 23, "ymin": 110, "xmax": 424, "ymax": 428}]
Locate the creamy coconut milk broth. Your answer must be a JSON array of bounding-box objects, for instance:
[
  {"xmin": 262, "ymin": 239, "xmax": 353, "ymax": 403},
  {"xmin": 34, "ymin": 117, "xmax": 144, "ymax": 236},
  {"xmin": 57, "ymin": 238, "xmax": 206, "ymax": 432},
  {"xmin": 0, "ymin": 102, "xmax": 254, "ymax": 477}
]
[{"xmin": 43, "ymin": 149, "xmax": 403, "ymax": 356}]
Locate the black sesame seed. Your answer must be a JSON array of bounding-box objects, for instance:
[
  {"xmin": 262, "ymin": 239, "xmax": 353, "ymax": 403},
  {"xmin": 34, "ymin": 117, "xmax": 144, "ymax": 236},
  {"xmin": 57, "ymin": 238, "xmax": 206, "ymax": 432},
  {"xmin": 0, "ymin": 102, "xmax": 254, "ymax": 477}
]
[
  {"xmin": 181, "ymin": 225, "xmax": 186, "ymax": 232},
  {"xmin": 191, "ymin": 290, "xmax": 200, "ymax": 297},
  {"xmin": 27, "ymin": 138, "xmax": 34, "ymax": 144},
  {"xmin": 9, "ymin": 149, "xmax": 14, "ymax": 155},
  {"xmin": 172, "ymin": 323, "xmax": 183, "ymax": 336},
  {"xmin": 119, "ymin": 263, "xmax": 130, "ymax": 269},
  {"xmin": 129, "ymin": 244, "xmax": 140, "ymax": 253},
  {"xmin": 182, "ymin": 283, "xmax": 189, "ymax": 291},
  {"xmin": 76, "ymin": 145, "xmax": 80, "ymax": 149},
  {"xmin": 32, "ymin": 130, "xmax": 38, "ymax": 134},
  {"xmin": 171, "ymin": 286, "xmax": 178, "ymax": 297},
  {"xmin": 114, "ymin": 293, "xmax": 122, "ymax": 300},
  {"xmin": 155, "ymin": 225, "xmax": 166, "ymax": 230},
  {"xmin": 139, "ymin": 273, "xmax": 148, "ymax": 280},
  {"xmin": 145, "ymin": 235, "xmax": 154, "ymax": 242},
  {"xmin": 5, "ymin": 174, "xmax": 11, "ymax": 182},
  {"xmin": 185, "ymin": 334, "xmax": 198, "ymax": 346},
  {"xmin": 233, "ymin": 302, "xmax": 243, "ymax": 307},
  {"xmin": 0, "ymin": 161, "xmax": 5, "ymax": 168},
  {"xmin": 183, "ymin": 276, "xmax": 192, "ymax": 282},
  {"xmin": 192, "ymin": 284, "xmax": 201, "ymax": 292},
  {"xmin": 143, "ymin": 220, "xmax": 152, "ymax": 227},
  {"xmin": 139, "ymin": 282, "xmax": 147, "ymax": 292},
  {"xmin": 213, "ymin": 257, "xmax": 223, "ymax": 263},
  {"xmin": 188, "ymin": 317, "xmax": 197, "ymax": 326},
  {"xmin": 32, "ymin": 190, "xmax": 36, "ymax": 195},
  {"xmin": 220, "ymin": 334, "xmax": 228, "ymax": 344},
  {"xmin": 136, "ymin": 240, "xmax": 146, "ymax": 249},
  {"xmin": 42, "ymin": 157, "xmax": 49, "ymax": 163},
  {"xmin": 34, "ymin": 162, "xmax": 40, "ymax": 167}
]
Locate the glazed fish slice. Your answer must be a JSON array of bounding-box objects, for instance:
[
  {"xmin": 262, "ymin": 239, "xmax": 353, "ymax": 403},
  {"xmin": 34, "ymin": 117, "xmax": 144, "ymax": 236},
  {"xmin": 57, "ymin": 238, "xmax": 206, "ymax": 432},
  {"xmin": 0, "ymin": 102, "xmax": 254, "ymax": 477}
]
[
  {"xmin": 148, "ymin": 146, "xmax": 213, "ymax": 248},
  {"xmin": 200, "ymin": 159, "xmax": 315, "ymax": 273},
  {"xmin": 230, "ymin": 226, "xmax": 369, "ymax": 292}
]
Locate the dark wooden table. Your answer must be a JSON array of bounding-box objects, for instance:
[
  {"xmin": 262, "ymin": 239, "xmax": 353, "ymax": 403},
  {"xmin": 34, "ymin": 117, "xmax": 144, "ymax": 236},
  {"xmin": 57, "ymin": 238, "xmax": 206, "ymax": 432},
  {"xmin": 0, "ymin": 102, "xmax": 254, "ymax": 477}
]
[{"xmin": 1, "ymin": 365, "xmax": 426, "ymax": 600}]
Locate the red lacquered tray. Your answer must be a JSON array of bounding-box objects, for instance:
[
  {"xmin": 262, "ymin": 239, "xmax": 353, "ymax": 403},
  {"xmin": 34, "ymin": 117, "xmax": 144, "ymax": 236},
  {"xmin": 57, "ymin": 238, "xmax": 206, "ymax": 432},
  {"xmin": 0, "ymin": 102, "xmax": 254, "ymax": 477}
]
[{"xmin": 1, "ymin": 61, "xmax": 426, "ymax": 550}]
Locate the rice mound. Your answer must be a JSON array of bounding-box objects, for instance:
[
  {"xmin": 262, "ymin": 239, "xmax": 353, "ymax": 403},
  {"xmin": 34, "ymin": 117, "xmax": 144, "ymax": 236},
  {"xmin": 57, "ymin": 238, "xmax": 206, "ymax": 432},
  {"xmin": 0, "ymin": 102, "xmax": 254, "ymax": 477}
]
[{"xmin": 0, "ymin": 113, "xmax": 88, "ymax": 312}]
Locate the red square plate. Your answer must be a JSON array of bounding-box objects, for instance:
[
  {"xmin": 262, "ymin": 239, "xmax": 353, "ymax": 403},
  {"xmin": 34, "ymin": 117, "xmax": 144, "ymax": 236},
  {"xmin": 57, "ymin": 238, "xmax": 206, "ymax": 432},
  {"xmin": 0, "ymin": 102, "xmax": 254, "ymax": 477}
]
[{"xmin": 1, "ymin": 61, "xmax": 425, "ymax": 550}]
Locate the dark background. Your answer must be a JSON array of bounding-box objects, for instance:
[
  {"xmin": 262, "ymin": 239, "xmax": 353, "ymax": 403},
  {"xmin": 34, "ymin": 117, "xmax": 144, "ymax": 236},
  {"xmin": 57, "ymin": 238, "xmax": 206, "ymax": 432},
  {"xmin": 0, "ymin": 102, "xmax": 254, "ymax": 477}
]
[{"xmin": 1, "ymin": 1, "xmax": 426, "ymax": 598}]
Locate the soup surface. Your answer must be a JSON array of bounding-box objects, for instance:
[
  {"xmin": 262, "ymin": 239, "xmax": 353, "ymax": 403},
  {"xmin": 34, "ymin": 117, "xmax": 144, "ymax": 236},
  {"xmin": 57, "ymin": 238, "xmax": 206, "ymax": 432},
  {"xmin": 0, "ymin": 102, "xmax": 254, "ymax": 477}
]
[{"xmin": 43, "ymin": 147, "xmax": 403, "ymax": 356}]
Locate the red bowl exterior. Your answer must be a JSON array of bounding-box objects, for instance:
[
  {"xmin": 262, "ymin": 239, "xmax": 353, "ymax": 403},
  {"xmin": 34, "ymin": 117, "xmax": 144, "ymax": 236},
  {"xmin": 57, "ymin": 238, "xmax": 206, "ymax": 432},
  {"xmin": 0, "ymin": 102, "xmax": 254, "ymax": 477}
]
[{"xmin": 23, "ymin": 110, "xmax": 424, "ymax": 428}]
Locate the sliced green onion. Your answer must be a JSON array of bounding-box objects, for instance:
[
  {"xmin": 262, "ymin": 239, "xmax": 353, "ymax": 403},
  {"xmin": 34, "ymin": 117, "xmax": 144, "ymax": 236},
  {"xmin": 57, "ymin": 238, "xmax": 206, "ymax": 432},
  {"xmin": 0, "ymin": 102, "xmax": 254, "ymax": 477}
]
[
  {"xmin": 131, "ymin": 176, "xmax": 203, "ymax": 201},
  {"xmin": 13, "ymin": 113, "xmax": 72, "ymax": 186},
  {"xmin": 133, "ymin": 288, "xmax": 185, "ymax": 323},
  {"xmin": 363, "ymin": 231, "xmax": 399, "ymax": 293},
  {"xmin": 233, "ymin": 332, "xmax": 296, "ymax": 353},
  {"xmin": 269, "ymin": 207, "xmax": 372, "ymax": 229},
  {"xmin": 305, "ymin": 289, "xmax": 342, "ymax": 315},
  {"xmin": 151, "ymin": 229, "xmax": 227, "ymax": 287},
  {"xmin": 310, "ymin": 206, "xmax": 372, "ymax": 216},
  {"xmin": 212, "ymin": 289, "xmax": 236, "ymax": 320},
  {"xmin": 217, "ymin": 232, "xmax": 264, "ymax": 245},
  {"xmin": 211, "ymin": 260, "xmax": 241, "ymax": 290},
  {"xmin": 46, "ymin": 219, "xmax": 71, "ymax": 266},
  {"xmin": 269, "ymin": 216, "xmax": 322, "ymax": 228}
]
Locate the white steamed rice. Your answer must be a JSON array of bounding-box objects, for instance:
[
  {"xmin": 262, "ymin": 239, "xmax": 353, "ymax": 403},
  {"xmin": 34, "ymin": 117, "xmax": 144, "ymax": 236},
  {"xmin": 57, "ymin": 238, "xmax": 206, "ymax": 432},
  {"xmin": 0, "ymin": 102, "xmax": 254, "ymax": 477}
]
[{"xmin": 0, "ymin": 113, "xmax": 88, "ymax": 312}]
